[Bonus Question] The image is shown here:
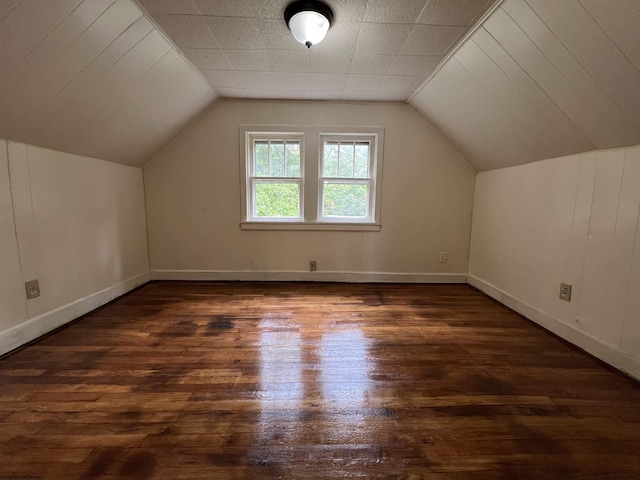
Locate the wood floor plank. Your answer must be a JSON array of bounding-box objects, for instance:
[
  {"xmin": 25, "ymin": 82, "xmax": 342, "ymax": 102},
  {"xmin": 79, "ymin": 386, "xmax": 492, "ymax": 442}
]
[{"xmin": 0, "ymin": 281, "xmax": 639, "ymax": 479}]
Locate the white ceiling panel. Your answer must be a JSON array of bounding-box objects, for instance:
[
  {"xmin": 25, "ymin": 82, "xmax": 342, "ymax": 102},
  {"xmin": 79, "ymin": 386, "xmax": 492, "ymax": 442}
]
[
  {"xmin": 138, "ymin": 0, "xmax": 198, "ymax": 14},
  {"xmin": 275, "ymin": 72, "xmax": 311, "ymax": 91},
  {"xmin": 95, "ymin": 55, "xmax": 215, "ymax": 164},
  {"xmin": 268, "ymin": 50, "xmax": 310, "ymax": 72},
  {"xmin": 259, "ymin": 18, "xmax": 301, "ymax": 50},
  {"xmin": 525, "ymin": 0, "xmax": 640, "ymax": 132},
  {"xmin": 311, "ymin": 73, "xmax": 348, "ymax": 91},
  {"xmin": 32, "ymin": 16, "xmax": 155, "ymax": 137},
  {"xmin": 204, "ymin": 16, "xmax": 266, "ymax": 50},
  {"xmin": 201, "ymin": 69, "xmax": 240, "ymax": 88},
  {"xmin": 470, "ymin": 27, "xmax": 593, "ymax": 153},
  {"xmin": 418, "ymin": 0, "xmax": 492, "ymax": 25},
  {"xmin": 1, "ymin": 0, "xmax": 115, "ymax": 99},
  {"xmin": 235, "ymin": 70, "xmax": 278, "ymax": 90},
  {"xmin": 223, "ymin": 49, "xmax": 272, "ymax": 70},
  {"xmin": 503, "ymin": 0, "xmax": 640, "ymax": 145},
  {"xmin": 400, "ymin": 25, "xmax": 466, "ymax": 56},
  {"xmin": 309, "ymin": 50, "xmax": 353, "ymax": 73},
  {"xmin": 34, "ymin": 30, "xmax": 174, "ymax": 151},
  {"xmin": 73, "ymin": 49, "xmax": 182, "ymax": 155},
  {"xmin": 0, "ymin": 0, "xmax": 22, "ymax": 20},
  {"xmin": 355, "ymin": 23, "xmax": 413, "ymax": 55},
  {"xmin": 389, "ymin": 55, "xmax": 442, "ymax": 76},
  {"xmin": 379, "ymin": 75, "xmax": 424, "ymax": 92},
  {"xmin": 580, "ymin": 0, "xmax": 640, "ymax": 70},
  {"xmin": 152, "ymin": 13, "xmax": 217, "ymax": 48},
  {"xmin": 0, "ymin": 0, "xmax": 83, "ymax": 79},
  {"xmin": 0, "ymin": 0, "xmax": 216, "ymax": 166},
  {"xmin": 182, "ymin": 47, "xmax": 230, "ymax": 69},
  {"xmin": 409, "ymin": 0, "xmax": 640, "ymax": 170},
  {"xmin": 362, "ymin": 0, "xmax": 427, "ymax": 24},
  {"xmin": 345, "ymin": 74, "xmax": 383, "ymax": 91},
  {"xmin": 136, "ymin": 0, "xmax": 497, "ymax": 102},
  {"xmin": 191, "ymin": 0, "xmax": 284, "ymax": 18},
  {"xmin": 350, "ymin": 54, "xmax": 395, "ymax": 75}
]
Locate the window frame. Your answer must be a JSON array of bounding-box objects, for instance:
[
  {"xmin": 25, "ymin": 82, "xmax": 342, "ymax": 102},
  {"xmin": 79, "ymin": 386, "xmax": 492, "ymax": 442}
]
[
  {"xmin": 318, "ymin": 133, "xmax": 378, "ymax": 223},
  {"xmin": 239, "ymin": 125, "xmax": 384, "ymax": 231},
  {"xmin": 243, "ymin": 131, "xmax": 305, "ymax": 223}
]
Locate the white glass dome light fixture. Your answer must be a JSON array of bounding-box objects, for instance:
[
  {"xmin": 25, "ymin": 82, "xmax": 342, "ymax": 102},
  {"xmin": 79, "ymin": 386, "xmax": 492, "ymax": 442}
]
[{"xmin": 284, "ymin": 0, "xmax": 334, "ymax": 49}]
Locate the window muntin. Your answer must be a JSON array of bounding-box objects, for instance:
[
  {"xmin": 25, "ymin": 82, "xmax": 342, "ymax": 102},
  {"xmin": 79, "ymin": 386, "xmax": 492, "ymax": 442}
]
[
  {"xmin": 248, "ymin": 137, "xmax": 303, "ymax": 221},
  {"xmin": 240, "ymin": 126, "xmax": 383, "ymax": 230},
  {"xmin": 319, "ymin": 137, "xmax": 375, "ymax": 222}
]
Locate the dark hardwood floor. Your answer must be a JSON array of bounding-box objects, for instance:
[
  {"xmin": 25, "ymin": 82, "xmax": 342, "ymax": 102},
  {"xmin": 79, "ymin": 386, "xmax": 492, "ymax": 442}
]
[{"xmin": 1, "ymin": 281, "xmax": 639, "ymax": 479}]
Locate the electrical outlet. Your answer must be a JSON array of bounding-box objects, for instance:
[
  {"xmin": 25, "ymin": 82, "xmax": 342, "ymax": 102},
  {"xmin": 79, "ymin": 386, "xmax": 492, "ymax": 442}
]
[
  {"xmin": 439, "ymin": 252, "xmax": 448, "ymax": 264},
  {"xmin": 309, "ymin": 260, "xmax": 317, "ymax": 272},
  {"xmin": 25, "ymin": 279, "xmax": 40, "ymax": 299},
  {"xmin": 559, "ymin": 283, "xmax": 572, "ymax": 302}
]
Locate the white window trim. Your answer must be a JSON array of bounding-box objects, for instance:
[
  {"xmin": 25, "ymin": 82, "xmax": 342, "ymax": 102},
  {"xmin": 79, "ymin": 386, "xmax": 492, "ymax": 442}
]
[
  {"xmin": 239, "ymin": 125, "xmax": 384, "ymax": 231},
  {"xmin": 241, "ymin": 130, "xmax": 305, "ymax": 223},
  {"xmin": 318, "ymin": 133, "xmax": 379, "ymax": 224}
]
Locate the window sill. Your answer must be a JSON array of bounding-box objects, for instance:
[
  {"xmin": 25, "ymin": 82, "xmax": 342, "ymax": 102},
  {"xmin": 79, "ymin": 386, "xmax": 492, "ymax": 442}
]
[{"xmin": 240, "ymin": 222, "xmax": 382, "ymax": 232}]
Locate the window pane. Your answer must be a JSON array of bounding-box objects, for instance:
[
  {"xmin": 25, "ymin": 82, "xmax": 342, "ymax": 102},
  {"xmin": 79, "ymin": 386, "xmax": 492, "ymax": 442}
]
[
  {"xmin": 323, "ymin": 182, "xmax": 368, "ymax": 218},
  {"xmin": 286, "ymin": 142, "xmax": 301, "ymax": 177},
  {"xmin": 255, "ymin": 141, "xmax": 269, "ymax": 176},
  {"xmin": 255, "ymin": 182, "xmax": 300, "ymax": 217},
  {"xmin": 323, "ymin": 142, "xmax": 339, "ymax": 177},
  {"xmin": 354, "ymin": 142, "xmax": 369, "ymax": 178},
  {"xmin": 338, "ymin": 143, "xmax": 354, "ymax": 178},
  {"xmin": 270, "ymin": 142, "xmax": 285, "ymax": 177}
]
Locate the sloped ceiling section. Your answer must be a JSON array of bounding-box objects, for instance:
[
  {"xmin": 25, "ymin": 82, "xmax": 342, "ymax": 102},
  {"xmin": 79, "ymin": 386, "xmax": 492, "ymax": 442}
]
[
  {"xmin": 0, "ymin": 0, "xmax": 216, "ymax": 166},
  {"xmin": 410, "ymin": 0, "xmax": 640, "ymax": 171}
]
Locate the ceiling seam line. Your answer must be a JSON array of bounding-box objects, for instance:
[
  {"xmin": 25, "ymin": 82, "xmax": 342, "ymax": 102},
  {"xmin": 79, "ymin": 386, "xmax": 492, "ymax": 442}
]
[
  {"xmin": 406, "ymin": 0, "xmax": 508, "ymax": 102},
  {"xmin": 34, "ymin": 16, "xmax": 154, "ymax": 140},
  {"xmin": 0, "ymin": 0, "xmax": 115, "ymax": 85},
  {"xmin": 500, "ymin": 3, "xmax": 607, "ymax": 147},
  {"xmin": 520, "ymin": 0, "xmax": 637, "ymax": 141},
  {"xmin": 80, "ymin": 49, "xmax": 181, "ymax": 156},
  {"xmin": 134, "ymin": 0, "xmax": 215, "ymax": 93},
  {"xmin": 576, "ymin": 0, "xmax": 640, "ymax": 78},
  {"xmin": 470, "ymin": 29, "xmax": 590, "ymax": 147}
]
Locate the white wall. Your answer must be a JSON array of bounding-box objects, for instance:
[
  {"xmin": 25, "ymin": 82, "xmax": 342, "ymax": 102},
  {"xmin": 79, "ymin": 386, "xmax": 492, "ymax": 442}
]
[
  {"xmin": 469, "ymin": 144, "xmax": 640, "ymax": 379},
  {"xmin": 0, "ymin": 139, "xmax": 150, "ymax": 355},
  {"xmin": 144, "ymin": 100, "xmax": 476, "ymax": 282}
]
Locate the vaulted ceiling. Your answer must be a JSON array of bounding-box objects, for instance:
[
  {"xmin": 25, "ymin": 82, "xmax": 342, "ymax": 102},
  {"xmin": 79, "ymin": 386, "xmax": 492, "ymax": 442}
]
[
  {"xmin": 0, "ymin": 0, "xmax": 639, "ymax": 170},
  {"xmin": 411, "ymin": 0, "xmax": 640, "ymax": 170}
]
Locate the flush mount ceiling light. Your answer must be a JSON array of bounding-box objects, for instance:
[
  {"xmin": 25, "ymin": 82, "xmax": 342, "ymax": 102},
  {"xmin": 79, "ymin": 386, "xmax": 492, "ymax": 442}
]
[{"xmin": 284, "ymin": 0, "xmax": 333, "ymax": 49}]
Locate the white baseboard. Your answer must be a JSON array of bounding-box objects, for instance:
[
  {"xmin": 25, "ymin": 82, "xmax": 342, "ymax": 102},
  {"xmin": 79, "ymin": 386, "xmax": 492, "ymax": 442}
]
[
  {"xmin": 151, "ymin": 269, "xmax": 468, "ymax": 284},
  {"xmin": 0, "ymin": 272, "xmax": 152, "ymax": 357},
  {"xmin": 468, "ymin": 274, "xmax": 640, "ymax": 381}
]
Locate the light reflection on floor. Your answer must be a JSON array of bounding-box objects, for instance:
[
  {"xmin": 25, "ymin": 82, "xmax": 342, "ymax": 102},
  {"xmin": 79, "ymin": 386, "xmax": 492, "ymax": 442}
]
[
  {"xmin": 256, "ymin": 315, "xmax": 374, "ymax": 458},
  {"xmin": 320, "ymin": 329, "xmax": 373, "ymax": 445},
  {"xmin": 257, "ymin": 315, "xmax": 304, "ymax": 448}
]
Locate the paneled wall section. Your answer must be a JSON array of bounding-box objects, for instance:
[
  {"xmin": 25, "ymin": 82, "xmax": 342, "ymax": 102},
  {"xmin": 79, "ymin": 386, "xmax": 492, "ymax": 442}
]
[
  {"xmin": 0, "ymin": 139, "xmax": 150, "ymax": 355},
  {"xmin": 469, "ymin": 144, "xmax": 640, "ymax": 378}
]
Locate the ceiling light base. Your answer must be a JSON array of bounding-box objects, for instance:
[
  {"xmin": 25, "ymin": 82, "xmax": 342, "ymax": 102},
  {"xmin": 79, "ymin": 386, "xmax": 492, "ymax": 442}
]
[{"xmin": 284, "ymin": 0, "xmax": 334, "ymax": 49}]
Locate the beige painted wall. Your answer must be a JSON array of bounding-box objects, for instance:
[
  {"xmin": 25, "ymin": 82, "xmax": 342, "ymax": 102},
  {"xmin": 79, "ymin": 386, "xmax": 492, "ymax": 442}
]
[
  {"xmin": 144, "ymin": 100, "xmax": 476, "ymax": 280},
  {"xmin": 0, "ymin": 139, "xmax": 149, "ymax": 354},
  {"xmin": 469, "ymin": 144, "xmax": 640, "ymax": 378}
]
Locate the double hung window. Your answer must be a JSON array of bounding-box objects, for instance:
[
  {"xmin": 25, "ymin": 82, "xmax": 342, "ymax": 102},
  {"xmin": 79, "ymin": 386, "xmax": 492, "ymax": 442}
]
[
  {"xmin": 248, "ymin": 135, "xmax": 303, "ymax": 221},
  {"xmin": 241, "ymin": 126, "xmax": 383, "ymax": 231},
  {"xmin": 319, "ymin": 136, "xmax": 375, "ymax": 222}
]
